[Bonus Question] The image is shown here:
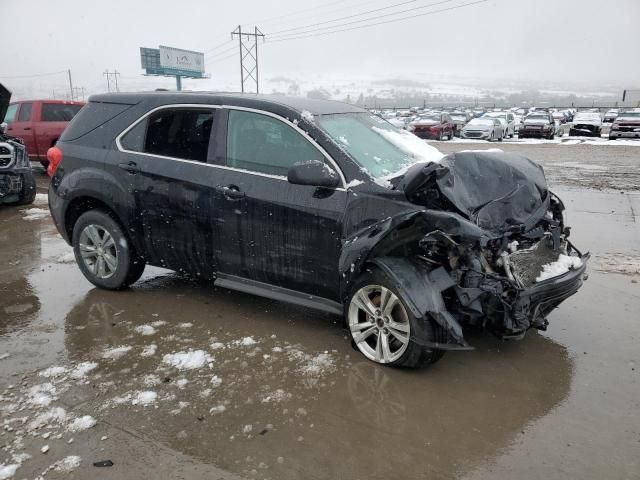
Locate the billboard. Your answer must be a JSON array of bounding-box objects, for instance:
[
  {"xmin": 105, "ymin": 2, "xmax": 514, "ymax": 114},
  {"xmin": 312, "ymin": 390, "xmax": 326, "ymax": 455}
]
[
  {"xmin": 159, "ymin": 46, "xmax": 204, "ymax": 75},
  {"xmin": 140, "ymin": 46, "xmax": 206, "ymax": 78}
]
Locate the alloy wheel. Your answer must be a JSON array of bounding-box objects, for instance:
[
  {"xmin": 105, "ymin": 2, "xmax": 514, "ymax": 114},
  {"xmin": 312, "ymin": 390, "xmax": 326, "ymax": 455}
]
[
  {"xmin": 348, "ymin": 285, "xmax": 411, "ymax": 364},
  {"xmin": 79, "ymin": 224, "xmax": 118, "ymax": 279}
]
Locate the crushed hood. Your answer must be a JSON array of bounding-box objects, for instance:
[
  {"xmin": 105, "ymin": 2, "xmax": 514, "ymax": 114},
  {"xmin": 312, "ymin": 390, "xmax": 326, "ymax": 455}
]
[
  {"xmin": 0, "ymin": 83, "xmax": 10, "ymax": 123},
  {"xmin": 397, "ymin": 151, "xmax": 549, "ymax": 233}
]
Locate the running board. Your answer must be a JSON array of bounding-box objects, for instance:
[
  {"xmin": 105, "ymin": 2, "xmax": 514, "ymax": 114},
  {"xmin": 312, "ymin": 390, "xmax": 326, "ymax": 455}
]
[{"xmin": 214, "ymin": 274, "xmax": 343, "ymax": 316}]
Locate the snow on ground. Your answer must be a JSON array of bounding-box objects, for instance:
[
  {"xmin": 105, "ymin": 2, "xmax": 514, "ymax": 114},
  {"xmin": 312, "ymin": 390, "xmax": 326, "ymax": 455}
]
[
  {"xmin": 132, "ymin": 391, "xmax": 157, "ymax": 406},
  {"xmin": 33, "ymin": 193, "xmax": 48, "ymax": 204},
  {"xmin": 536, "ymin": 255, "xmax": 583, "ymax": 282},
  {"xmin": 69, "ymin": 361, "xmax": 98, "ymax": 379},
  {"xmin": 21, "ymin": 208, "xmax": 49, "ymax": 221},
  {"xmin": 38, "ymin": 366, "xmax": 67, "ymax": 378},
  {"xmin": 162, "ymin": 350, "xmax": 213, "ymax": 370},
  {"xmin": 134, "ymin": 324, "xmax": 157, "ymax": 336},
  {"xmin": 141, "ymin": 344, "xmax": 158, "ymax": 357},
  {"xmin": 52, "ymin": 455, "xmax": 81, "ymax": 473},
  {"xmin": 55, "ymin": 251, "xmax": 75, "ymax": 263},
  {"xmin": 102, "ymin": 345, "xmax": 133, "ymax": 359},
  {"xmin": 67, "ymin": 415, "xmax": 96, "ymax": 432},
  {"xmin": 433, "ymin": 136, "xmax": 640, "ymax": 146}
]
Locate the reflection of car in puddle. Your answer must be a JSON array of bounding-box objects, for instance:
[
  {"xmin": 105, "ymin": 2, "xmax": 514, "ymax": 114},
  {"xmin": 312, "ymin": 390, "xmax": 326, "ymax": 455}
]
[
  {"xmin": 61, "ymin": 280, "xmax": 574, "ymax": 480},
  {"xmin": 0, "ymin": 277, "xmax": 40, "ymax": 335}
]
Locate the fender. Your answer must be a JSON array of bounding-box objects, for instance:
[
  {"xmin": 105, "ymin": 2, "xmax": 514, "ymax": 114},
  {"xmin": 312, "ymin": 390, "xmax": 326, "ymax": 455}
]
[
  {"xmin": 369, "ymin": 256, "xmax": 471, "ymax": 350},
  {"xmin": 50, "ymin": 165, "xmax": 143, "ymax": 254}
]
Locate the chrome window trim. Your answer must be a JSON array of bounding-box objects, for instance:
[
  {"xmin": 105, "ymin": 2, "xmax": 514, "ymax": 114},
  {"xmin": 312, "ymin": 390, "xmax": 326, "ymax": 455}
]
[{"xmin": 115, "ymin": 102, "xmax": 347, "ymax": 188}]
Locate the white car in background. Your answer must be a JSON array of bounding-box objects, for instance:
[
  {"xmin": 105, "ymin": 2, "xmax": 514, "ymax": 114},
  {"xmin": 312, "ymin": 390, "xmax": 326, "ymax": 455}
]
[
  {"xmin": 484, "ymin": 111, "xmax": 516, "ymax": 138},
  {"xmin": 460, "ymin": 117, "xmax": 504, "ymax": 141}
]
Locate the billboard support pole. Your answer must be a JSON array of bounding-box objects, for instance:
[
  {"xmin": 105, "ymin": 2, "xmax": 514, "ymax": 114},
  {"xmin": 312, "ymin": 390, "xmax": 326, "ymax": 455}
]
[
  {"xmin": 68, "ymin": 69, "xmax": 74, "ymax": 101},
  {"xmin": 176, "ymin": 75, "xmax": 182, "ymax": 91}
]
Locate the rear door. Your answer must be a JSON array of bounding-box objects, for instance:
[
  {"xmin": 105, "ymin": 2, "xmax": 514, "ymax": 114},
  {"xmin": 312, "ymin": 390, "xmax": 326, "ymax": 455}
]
[
  {"xmin": 7, "ymin": 103, "xmax": 37, "ymax": 158},
  {"xmin": 214, "ymin": 107, "xmax": 347, "ymax": 300},
  {"xmin": 114, "ymin": 105, "xmax": 223, "ymax": 278}
]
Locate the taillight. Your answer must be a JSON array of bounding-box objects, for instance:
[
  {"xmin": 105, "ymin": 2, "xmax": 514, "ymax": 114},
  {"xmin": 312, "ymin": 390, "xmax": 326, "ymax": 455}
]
[{"xmin": 47, "ymin": 146, "xmax": 63, "ymax": 177}]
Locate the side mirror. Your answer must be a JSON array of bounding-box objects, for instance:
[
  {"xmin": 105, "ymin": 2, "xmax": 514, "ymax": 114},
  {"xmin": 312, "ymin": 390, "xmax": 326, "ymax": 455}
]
[
  {"xmin": 287, "ymin": 160, "xmax": 340, "ymax": 188},
  {"xmin": 0, "ymin": 122, "xmax": 6, "ymax": 134}
]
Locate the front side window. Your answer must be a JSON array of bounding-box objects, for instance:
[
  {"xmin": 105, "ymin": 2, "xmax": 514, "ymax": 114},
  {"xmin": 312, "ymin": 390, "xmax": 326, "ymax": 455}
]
[
  {"xmin": 17, "ymin": 103, "xmax": 32, "ymax": 122},
  {"xmin": 122, "ymin": 108, "xmax": 214, "ymax": 162},
  {"xmin": 41, "ymin": 103, "xmax": 83, "ymax": 122},
  {"xmin": 3, "ymin": 104, "xmax": 17, "ymax": 123},
  {"xmin": 226, "ymin": 109, "xmax": 323, "ymax": 177}
]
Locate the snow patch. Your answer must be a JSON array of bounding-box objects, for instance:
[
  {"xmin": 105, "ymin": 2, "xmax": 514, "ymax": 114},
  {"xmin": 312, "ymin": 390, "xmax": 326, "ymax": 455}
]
[
  {"xmin": 52, "ymin": 455, "xmax": 81, "ymax": 473},
  {"xmin": 70, "ymin": 361, "xmax": 97, "ymax": 379},
  {"xmin": 162, "ymin": 350, "xmax": 212, "ymax": 370},
  {"xmin": 141, "ymin": 344, "xmax": 157, "ymax": 357},
  {"xmin": 177, "ymin": 322, "xmax": 193, "ymax": 329},
  {"xmin": 301, "ymin": 110, "xmax": 314, "ymax": 123},
  {"xmin": 238, "ymin": 336, "xmax": 257, "ymax": 346},
  {"xmin": 21, "ymin": 208, "xmax": 49, "ymax": 221},
  {"xmin": 56, "ymin": 251, "xmax": 76, "ymax": 263},
  {"xmin": 38, "ymin": 366, "xmax": 67, "ymax": 378},
  {"xmin": 536, "ymin": 255, "xmax": 583, "ymax": 282},
  {"xmin": 372, "ymin": 126, "xmax": 444, "ymax": 165},
  {"xmin": 134, "ymin": 324, "xmax": 157, "ymax": 336},
  {"xmin": 102, "ymin": 345, "xmax": 132, "ymax": 359},
  {"xmin": 67, "ymin": 415, "xmax": 96, "ymax": 432},
  {"xmin": 132, "ymin": 391, "xmax": 157, "ymax": 406}
]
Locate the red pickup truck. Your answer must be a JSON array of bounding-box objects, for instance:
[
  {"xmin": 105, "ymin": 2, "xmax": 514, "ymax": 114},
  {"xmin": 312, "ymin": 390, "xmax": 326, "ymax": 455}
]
[{"xmin": 2, "ymin": 100, "xmax": 84, "ymax": 167}]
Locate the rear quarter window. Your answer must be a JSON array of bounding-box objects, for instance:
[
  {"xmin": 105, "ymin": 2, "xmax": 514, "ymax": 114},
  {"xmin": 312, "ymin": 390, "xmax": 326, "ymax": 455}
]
[
  {"xmin": 60, "ymin": 101, "xmax": 132, "ymax": 141},
  {"xmin": 3, "ymin": 104, "xmax": 17, "ymax": 123}
]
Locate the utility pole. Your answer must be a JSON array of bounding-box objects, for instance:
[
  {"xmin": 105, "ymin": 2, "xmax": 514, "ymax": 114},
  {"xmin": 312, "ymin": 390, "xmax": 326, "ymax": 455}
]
[
  {"xmin": 72, "ymin": 87, "xmax": 86, "ymax": 101},
  {"xmin": 103, "ymin": 70, "xmax": 111, "ymax": 92},
  {"xmin": 103, "ymin": 70, "xmax": 121, "ymax": 93},
  {"xmin": 68, "ymin": 69, "xmax": 74, "ymax": 101},
  {"xmin": 231, "ymin": 25, "xmax": 265, "ymax": 94}
]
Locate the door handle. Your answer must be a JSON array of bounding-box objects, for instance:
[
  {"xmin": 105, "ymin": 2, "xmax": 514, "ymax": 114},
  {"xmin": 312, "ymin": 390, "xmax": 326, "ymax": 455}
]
[
  {"xmin": 216, "ymin": 185, "xmax": 245, "ymax": 200},
  {"xmin": 118, "ymin": 161, "xmax": 139, "ymax": 174},
  {"xmin": 23, "ymin": 127, "xmax": 31, "ymax": 131}
]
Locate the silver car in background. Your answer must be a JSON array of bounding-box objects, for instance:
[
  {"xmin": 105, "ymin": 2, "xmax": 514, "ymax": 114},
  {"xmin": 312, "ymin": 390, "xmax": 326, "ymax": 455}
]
[
  {"xmin": 460, "ymin": 117, "xmax": 504, "ymax": 141},
  {"xmin": 484, "ymin": 111, "xmax": 516, "ymax": 138}
]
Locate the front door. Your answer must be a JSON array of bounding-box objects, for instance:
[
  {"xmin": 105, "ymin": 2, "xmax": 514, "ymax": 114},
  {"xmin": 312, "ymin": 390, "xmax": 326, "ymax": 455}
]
[
  {"xmin": 214, "ymin": 108, "xmax": 347, "ymax": 300},
  {"xmin": 113, "ymin": 106, "xmax": 222, "ymax": 278}
]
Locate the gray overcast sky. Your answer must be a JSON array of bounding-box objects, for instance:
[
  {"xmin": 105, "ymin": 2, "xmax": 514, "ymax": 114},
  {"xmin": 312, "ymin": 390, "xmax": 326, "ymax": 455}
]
[{"xmin": 1, "ymin": 0, "xmax": 638, "ymax": 98}]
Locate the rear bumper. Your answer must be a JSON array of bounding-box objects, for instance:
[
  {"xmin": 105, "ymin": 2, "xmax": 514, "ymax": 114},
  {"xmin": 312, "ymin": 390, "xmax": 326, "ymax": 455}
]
[
  {"xmin": 413, "ymin": 130, "xmax": 441, "ymax": 139},
  {"xmin": 519, "ymin": 128, "xmax": 551, "ymax": 137},
  {"xmin": 48, "ymin": 181, "xmax": 69, "ymax": 243}
]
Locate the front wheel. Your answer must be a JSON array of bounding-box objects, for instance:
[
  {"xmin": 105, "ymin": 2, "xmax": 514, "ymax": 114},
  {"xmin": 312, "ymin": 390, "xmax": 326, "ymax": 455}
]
[
  {"xmin": 72, "ymin": 210, "xmax": 145, "ymax": 290},
  {"xmin": 346, "ymin": 269, "xmax": 445, "ymax": 368}
]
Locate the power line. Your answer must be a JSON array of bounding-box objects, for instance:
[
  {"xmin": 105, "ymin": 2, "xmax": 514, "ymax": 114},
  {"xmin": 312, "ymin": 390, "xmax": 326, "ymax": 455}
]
[
  {"xmin": 203, "ymin": 38, "xmax": 234, "ymax": 55},
  {"xmin": 0, "ymin": 70, "xmax": 67, "ymax": 79},
  {"xmin": 268, "ymin": 0, "xmax": 428, "ymax": 36},
  {"xmin": 205, "ymin": 43, "xmax": 238, "ymax": 60},
  {"xmin": 268, "ymin": 0, "xmax": 459, "ymax": 41},
  {"xmin": 267, "ymin": 0, "xmax": 489, "ymax": 43},
  {"xmin": 241, "ymin": 0, "xmax": 349, "ymax": 29}
]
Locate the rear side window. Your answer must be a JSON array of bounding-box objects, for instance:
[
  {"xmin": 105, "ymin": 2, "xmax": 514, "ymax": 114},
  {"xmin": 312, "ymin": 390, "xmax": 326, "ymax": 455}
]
[
  {"xmin": 41, "ymin": 103, "xmax": 83, "ymax": 122},
  {"xmin": 127, "ymin": 108, "xmax": 214, "ymax": 162},
  {"xmin": 3, "ymin": 104, "xmax": 17, "ymax": 123},
  {"xmin": 61, "ymin": 101, "xmax": 131, "ymax": 141},
  {"xmin": 17, "ymin": 103, "xmax": 32, "ymax": 121},
  {"xmin": 226, "ymin": 109, "xmax": 322, "ymax": 176}
]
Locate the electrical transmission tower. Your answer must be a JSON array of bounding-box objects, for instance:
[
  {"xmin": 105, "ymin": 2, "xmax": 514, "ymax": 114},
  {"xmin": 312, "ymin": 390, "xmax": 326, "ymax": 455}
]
[
  {"xmin": 231, "ymin": 26, "xmax": 264, "ymax": 94},
  {"xmin": 103, "ymin": 70, "xmax": 121, "ymax": 93}
]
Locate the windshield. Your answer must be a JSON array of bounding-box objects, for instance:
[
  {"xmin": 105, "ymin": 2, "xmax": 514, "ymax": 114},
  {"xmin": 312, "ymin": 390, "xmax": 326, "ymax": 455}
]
[
  {"xmin": 316, "ymin": 112, "xmax": 443, "ymax": 179},
  {"xmin": 618, "ymin": 111, "xmax": 640, "ymax": 118},
  {"xmin": 468, "ymin": 118, "xmax": 494, "ymax": 126},
  {"xmin": 574, "ymin": 113, "xmax": 601, "ymax": 121},
  {"xmin": 417, "ymin": 113, "xmax": 441, "ymax": 121},
  {"xmin": 451, "ymin": 114, "xmax": 466, "ymax": 120},
  {"xmin": 526, "ymin": 114, "xmax": 548, "ymax": 120},
  {"xmin": 485, "ymin": 112, "xmax": 506, "ymax": 118}
]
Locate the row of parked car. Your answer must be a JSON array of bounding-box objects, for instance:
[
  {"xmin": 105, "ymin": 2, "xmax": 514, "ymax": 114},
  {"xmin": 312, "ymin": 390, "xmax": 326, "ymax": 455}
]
[{"xmin": 376, "ymin": 106, "xmax": 640, "ymax": 141}]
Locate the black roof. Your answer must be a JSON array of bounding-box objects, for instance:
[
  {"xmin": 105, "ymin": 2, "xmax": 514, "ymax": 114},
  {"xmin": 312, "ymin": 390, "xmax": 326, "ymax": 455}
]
[{"xmin": 88, "ymin": 91, "xmax": 365, "ymax": 116}]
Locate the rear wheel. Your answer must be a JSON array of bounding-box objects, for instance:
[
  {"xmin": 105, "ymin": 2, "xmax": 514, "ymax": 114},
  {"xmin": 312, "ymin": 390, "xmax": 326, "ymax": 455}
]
[
  {"xmin": 346, "ymin": 269, "xmax": 445, "ymax": 368},
  {"xmin": 39, "ymin": 160, "xmax": 49, "ymax": 169},
  {"xmin": 72, "ymin": 210, "xmax": 145, "ymax": 290}
]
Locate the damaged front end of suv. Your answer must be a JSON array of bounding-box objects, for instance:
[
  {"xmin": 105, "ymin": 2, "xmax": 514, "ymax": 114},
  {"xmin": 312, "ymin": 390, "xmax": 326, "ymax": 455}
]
[
  {"xmin": 0, "ymin": 83, "xmax": 36, "ymax": 206},
  {"xmin": 343, "ymin": 151, "xmax": 588, "ymax": 350}
]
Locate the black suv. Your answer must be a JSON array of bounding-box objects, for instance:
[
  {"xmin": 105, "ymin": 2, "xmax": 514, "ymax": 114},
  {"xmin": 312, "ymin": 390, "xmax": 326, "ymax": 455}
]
[
  {"xmin": 0, "ymin": 84, "xmax": 36, "ymax": 206},
  {"xmin": 49, "ymin": 92, "xmax": 588, "ymax": 368}
]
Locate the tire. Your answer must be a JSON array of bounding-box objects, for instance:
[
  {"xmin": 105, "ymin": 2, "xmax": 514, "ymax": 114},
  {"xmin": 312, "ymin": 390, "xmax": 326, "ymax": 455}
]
[
  {"xmin": 489, "ymin": 132, "xmax": 494, "ymax": 142},
  {"xmin": 549, "ymin": 132, "xmax": 555, "ymax": 140},
  {"xmin": 72, "ymin": 209, "xmax": 145, "ymax": 290},
  {"xmin": 438, "ymin": 130, "xmax": 443, "ymax": 141},
  {"xmin": 40, "ymin": 160, "xmax": 50, "ymax": 169},
  {"xmin": 346, "ymin": 268, "xmax": 446, "ymax": 368}
]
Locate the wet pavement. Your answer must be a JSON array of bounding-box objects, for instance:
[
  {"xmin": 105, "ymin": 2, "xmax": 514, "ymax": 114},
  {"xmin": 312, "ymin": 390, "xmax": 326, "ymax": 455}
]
[{"xmin": 1, "ymin": 150, "xmax": 639, "ymax": 479}]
